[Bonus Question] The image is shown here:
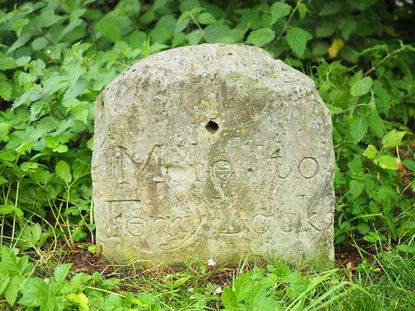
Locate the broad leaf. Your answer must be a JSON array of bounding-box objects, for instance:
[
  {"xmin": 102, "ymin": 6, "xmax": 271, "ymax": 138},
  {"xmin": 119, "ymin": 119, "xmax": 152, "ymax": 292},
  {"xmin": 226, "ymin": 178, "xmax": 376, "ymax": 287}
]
[
  {"xmin": 298, "ymin": 3, "xmax": 307, "ymax": 19},
  {"xmin": 286, "ymin": 27, "xmax": 311, "ymax": 56},
  {"xmin": 402, "ymin": 159, "xmax": 415, "ymax": 172},
  {"xmin": 54, "ymin": 263, "xmax": 73, "ymax": 283},
  {"xmin": 222, "ymin": 287, "xmax": 237, "ymax": 309},
  {"xmin": 271, "ymin": 2, "xmax": 291, "ymax": 24},
  {"xmin": 0, "ymin": 81, "xmax": 12, "ymax": 100},
  {"xmin": 348, "ymin": 180, "xmax": 364, "ymax": 199},
  {"xmin": 351, "ymin": 76, "xmax": 373, "ymax": 96},
  {"xmin": 350, "ymin": 115, "xmax": 368, "ymax": 142},
  {"xmin": 18, "ymin": 277, "xmax": 47, "ymax": 307},
  {"xmin": 246, "ymin": 28, "xmax": 275, "ymax": 48},
  {"xmin": 374, "ymin": 155, "xmax": 398, "ymax": 170},
  {"xmin": 363, "ymin": 145, "xmax": 377, "ymax": 159},
  {"xmin": 198, "ymin": 12, "xmax": 216, "ymax": 24},
  {"xmin": 56, "ymin": 160, "xmax": 72, "ymax": 184},
  {"xmin": 381, "ymin": 130, "xmax": 406, "ymax": 149},
  {"xmin": 97, "ymin": 16, "xmax": 121, "ymax": 42}
]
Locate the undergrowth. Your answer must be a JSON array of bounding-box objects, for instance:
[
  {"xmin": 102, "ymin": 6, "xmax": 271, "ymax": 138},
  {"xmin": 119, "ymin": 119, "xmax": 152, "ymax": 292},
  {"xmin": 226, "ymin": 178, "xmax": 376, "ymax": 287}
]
[{"xmin": 0, "ymin": 0, "xmax": 414, "ymax": 310}]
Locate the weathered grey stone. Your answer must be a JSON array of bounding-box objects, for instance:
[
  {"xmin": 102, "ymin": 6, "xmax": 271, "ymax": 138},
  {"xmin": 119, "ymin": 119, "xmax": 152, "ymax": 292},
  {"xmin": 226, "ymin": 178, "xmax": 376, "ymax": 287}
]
[{"xmin": 92, "ymin": 44, "xmax": 335, "ymax": 266}]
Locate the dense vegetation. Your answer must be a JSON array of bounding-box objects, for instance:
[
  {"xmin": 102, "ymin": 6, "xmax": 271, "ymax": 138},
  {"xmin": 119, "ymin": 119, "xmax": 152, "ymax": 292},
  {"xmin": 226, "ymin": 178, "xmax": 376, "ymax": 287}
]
[{"xmin": 0, "ymin": 0, "xmax": 414, "ymax": 309}]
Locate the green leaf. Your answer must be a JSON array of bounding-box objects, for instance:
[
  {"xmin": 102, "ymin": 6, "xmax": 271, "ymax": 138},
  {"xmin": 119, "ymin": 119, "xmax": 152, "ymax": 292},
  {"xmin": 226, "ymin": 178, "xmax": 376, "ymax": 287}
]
[
  {"xmin": 0, "ymin": 277, "xmax": 10, "ymax": 296},
  {"xmin": 5, "ymin": 275, "xmax": 22, "ymax": 306},
  {"xmin": 198, "ymin": 12, "xmax": 216, "ymax": 24},
  {"xmin": 45, "ymin": 136, "xmax": 59, "ymax": 148},
  {"xmin": 340, "ymin": 19, "xmax": 357, "ymax": 41},
  {"xmin": 56, "ymin": 160, "xmax": 72, "ymax": 184},
  {"xmin": 320, "ymin": 2, "xmax": 341, "ymax": 16},
  {"xmin": 381, "ymin": 130, "xmax": 406, "ymax": 150},
  {"xmin": 348, "ymin": 157, "xmax": 364, "ymax": 177},
  {"xmin": 286, "ymin": 27, "xmax": 311, "ymax": 56},
  {"xmin": 150, "ymin": 27, "xmax": 173, "ymax": 44},
  {"xmin": 351, "ymin": 77, "xmax": 373, "ymax": 96},
  {"xmin": 7, "ymin": 33, "xmax": 31, "ymax": 55},
  {"xmin": 0, "ymin": 53, "xmax": 17, "ymax": 70},
  {"xmin": 374, "ymin": 155, "xmax": 398, "ymax": 170},
  {"xmin": 153, "ymin": 0, "xmax": 168, "ymax": 10},
  {"xmin": 350, "ymin": 0, "xmax": 377, "ymax": 10},
  {"xmin": 87, "ymin": 138, "xmax": 94, "ymax": 150},
  {"xmin": 205, "ymin": 25, "xmax": 230, "ymax": 43},
  {"xmin": 179, "ymin": 0, "xmax": 200, "ymax": 13},
  {"xmin": 18, "ymin": 72, "xmax": 36, "ymax": 85},
  {"xmin": 0, "ymin": 81, "xmax": 12, "ymax": 100},
  {"xmin": 175, "ymin": 17, "xmax": 190, "ymax": 34},
  {"xmin": 0, "ymin": 176, "xmax": 8, "ymax": 186},
  {"xmin": 350, "ymin": 115, "xmax": 368, "ymax": 142},
  {"xmin": 37, "ymin": 10, "xmax": 62, "ymax": 27},
  {"xmin": 405, "ymin": 44, "xmax": 415, "ymax": 52},
  {"xmin": 234, "ymin": 273, "xmax": 254, "ymax": 302},
  {"xmin": 402, "ymin": 159, "xmax": 415, "ymax": 172},
  {"xmin": 246, "ymin": 28, "xmax": 275, "ymax": 47},
  {"xmin": 18, "ymin": 224, "xmax": 43, "ymax": 251},
  {"xmin": 298, "ymin": 3, "xmax": 307, "ymax": 19},
  {"xmin": 270, "ymin": 2, "xmax": 291, "ymax": 24},
  {"xmin": 397, "ymin": 244, "xmax": 415, "ymax": 254},
  {"xmin": 348, "ymin": 180, "xmax": 364, "ymax": 199},
  {"xmin": 97, "ymin": 16, "xmax": 121, "ymax": 42},
  {"xmin": 20, "ymin": 162, "xmax": 39, "ymax": 171},
  {"xmin": 53, "ymin": 145, "xmax": 68, "ymax": 153},
  {"xmin": 0, "ymin": 205, "xmax": 16, "ymax": 215},
  {"xmin": 349, "ymin": 70, "xmax": 362, "ymax": 87},
  {"xmin": 67, "ymin": 293, "xmax": 89, "ymax": 311},
  {"xmin": 222, "ymin": 287, "xmax": 237, "ymax": 309},
  {"xmin": 19, "ymin": 277, "xmax": 47, "ymax": 307},
  {"xmin": 334, "ymin": 164, "xmax": 346, "ymax": 186},
  {"xmin": 357, "ymin": 223, "xmax": 370, "ymax": 234},
  {"xmin": 187, "ymin": 29, "xmax": 204, "ymax": 45},
  {"xmin": 31, "ymin": 37, "xmax": 48, "ymax": 51},
  {"xmin": 70, "ymin": 8, "xmax": 85, "ymax": 24},
  {"xmin": 13, "ymin": 18, "xmax": 29, "ymax": 37},
  {"xmin": 396, "ymin": 57, "xmax": 412, "ymax": 82},
  {"xmin": 315, "ymin": 21, "xmax": 335, "ymax": 38},
  {"xmin": 70, "ymin": 272, "xmax": 91, "ymax": 290},
  {"xmin": 358, "ymin": 44, "xmax": 388, "ymax": 56},
  {"xmin": 363, "ymin": 145, "xmax": 377, "ymax": 159},
  {"xmin": 15, "ymin": 56, "xmax": 31, "ymax": 66},
  {"xmin": 54, "ymin": 263, "xmax": 73, "ymax": 283}
]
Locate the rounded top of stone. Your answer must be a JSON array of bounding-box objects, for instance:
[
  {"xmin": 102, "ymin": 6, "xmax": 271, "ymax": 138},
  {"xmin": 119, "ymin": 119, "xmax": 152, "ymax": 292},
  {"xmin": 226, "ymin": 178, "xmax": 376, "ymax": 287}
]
[{"xmin": 106, "ymin": 44, "xmax": 314, "ymax": 93}]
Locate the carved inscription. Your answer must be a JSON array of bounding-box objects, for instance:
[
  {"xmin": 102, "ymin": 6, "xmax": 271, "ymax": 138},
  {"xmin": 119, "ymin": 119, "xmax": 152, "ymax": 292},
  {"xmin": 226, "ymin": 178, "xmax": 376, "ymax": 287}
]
[
  {"xmin": 212, "ymin": 161, "xmax": 232, "ymax": 181},
  {"xmin": 270, "ymin": 151, "xmax": 319, "ymax": 179},
  {"xmin": 104, "ymin": 194, "xmax": 320, "ymax": 250},
  {"xmin": 298, "ymin": 157, "xmax": 319, "ymax": 178}
]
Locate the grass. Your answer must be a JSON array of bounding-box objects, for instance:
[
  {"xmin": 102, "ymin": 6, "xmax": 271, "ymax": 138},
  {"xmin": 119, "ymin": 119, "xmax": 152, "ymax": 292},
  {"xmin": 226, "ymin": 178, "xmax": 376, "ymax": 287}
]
[{"xmin": 1, "ymin": 236, "xmax": 413, "ymax": 310}]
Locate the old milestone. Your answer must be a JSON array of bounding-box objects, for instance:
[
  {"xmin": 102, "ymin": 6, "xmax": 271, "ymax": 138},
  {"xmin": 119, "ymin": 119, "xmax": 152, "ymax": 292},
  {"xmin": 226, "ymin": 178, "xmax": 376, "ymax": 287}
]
[{"xmin": 92, "ymin": 44, "xmax": 335, "ymax": 266}]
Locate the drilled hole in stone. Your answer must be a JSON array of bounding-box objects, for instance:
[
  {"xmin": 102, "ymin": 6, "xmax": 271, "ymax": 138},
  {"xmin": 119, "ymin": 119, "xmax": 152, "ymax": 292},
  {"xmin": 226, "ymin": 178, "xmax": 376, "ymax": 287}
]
[{"xmin": 206, "ymin": 121, "xmax": 219, "ymax": 133}]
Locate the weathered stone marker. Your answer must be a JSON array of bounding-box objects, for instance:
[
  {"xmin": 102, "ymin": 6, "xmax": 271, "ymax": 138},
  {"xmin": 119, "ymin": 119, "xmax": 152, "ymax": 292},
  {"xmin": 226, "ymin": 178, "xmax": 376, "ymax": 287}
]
[{"xmin": 92, "ymin": 44, "xmax": 335, "ymax": 266}]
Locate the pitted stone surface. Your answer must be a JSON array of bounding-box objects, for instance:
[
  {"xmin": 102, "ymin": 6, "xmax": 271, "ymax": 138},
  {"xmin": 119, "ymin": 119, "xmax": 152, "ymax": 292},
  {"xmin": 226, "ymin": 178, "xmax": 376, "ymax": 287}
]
[{"xmin": 92, "ymin": 44, "xmax": 335, "ymax": 266}]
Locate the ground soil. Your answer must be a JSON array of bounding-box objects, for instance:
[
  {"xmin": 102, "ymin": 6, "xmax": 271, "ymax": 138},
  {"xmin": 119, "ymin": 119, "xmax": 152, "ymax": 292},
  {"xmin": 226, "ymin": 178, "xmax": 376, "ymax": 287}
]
[{"xmin": 23, "ymin": 236, "xmax": 381, "ymax": 290}]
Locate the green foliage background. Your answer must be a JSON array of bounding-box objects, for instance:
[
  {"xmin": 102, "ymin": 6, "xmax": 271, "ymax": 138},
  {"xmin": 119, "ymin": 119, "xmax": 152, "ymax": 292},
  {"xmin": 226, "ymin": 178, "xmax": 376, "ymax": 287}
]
[
  {"xmin": 0, "ymin": 0, "xmax": 415, "ymax": 309},
  {"xmin": 0, "ymin": 0, "xmax": 414, "ymax": 266}
]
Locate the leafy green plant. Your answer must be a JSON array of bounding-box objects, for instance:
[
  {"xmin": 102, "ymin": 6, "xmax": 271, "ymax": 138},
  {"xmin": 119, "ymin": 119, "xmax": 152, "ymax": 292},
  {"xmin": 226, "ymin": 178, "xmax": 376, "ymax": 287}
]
[
  {"xmin": 222, "ymin": 263, "xmax": 368, "ymax": 311},
  {"xmin": 0, "ymin": 0, "xmax": 414, "ymax": 309}
]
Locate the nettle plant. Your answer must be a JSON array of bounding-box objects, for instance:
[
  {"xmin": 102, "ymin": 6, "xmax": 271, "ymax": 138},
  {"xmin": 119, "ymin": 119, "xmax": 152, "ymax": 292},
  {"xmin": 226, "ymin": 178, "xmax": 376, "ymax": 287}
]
[{"xmin": 0, "ymin": 0, "xmax": 414, "ymax": 252}]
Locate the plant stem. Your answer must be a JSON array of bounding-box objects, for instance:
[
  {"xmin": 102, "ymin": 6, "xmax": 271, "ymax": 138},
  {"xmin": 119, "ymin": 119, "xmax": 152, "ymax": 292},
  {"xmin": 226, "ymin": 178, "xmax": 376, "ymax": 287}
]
[
  {"xmin": 337, "ymin": 103, "xmax": 369, "ymax": 115},
  {"xmin": 33, "ymin": 86, "xmax": 68, "ymax": 120},
  {"xmin": 189, "ymin": 13, "xmax": 207, "ymax": 42},
  {"xmin": 362, "ymin": 46, "xmax": 406, "ymax": 77},
  {"xmin": 278, "ymin": 0, "xmax": 302, "ymax": 39},
  {"xmin": 84, "ymin": 60, "xmax": 100, "ymax": 79}
]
